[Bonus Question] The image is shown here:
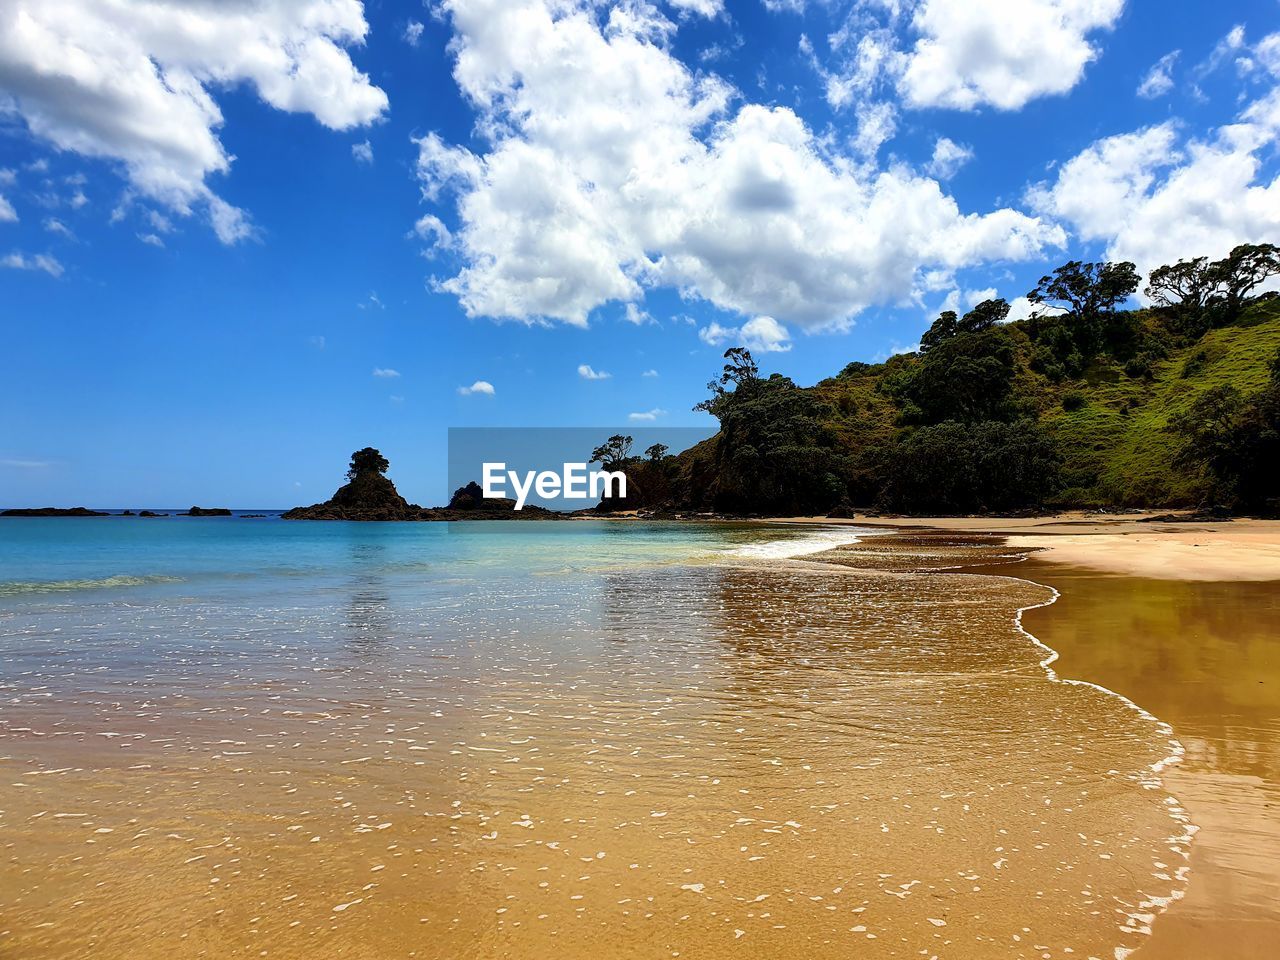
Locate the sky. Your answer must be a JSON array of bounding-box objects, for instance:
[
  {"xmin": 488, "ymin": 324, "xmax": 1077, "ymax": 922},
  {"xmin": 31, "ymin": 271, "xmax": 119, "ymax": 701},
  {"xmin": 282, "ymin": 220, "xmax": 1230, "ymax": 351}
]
[{"xmin": 2, "ymin": 0, "xmax": 1279, "ymax": 507}]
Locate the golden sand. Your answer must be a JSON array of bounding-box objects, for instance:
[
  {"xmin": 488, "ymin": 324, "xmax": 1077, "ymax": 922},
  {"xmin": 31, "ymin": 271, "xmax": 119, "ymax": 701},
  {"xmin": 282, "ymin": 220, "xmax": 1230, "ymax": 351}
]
[{"xmin": 0, "ymin": 537, "xmax": 1189, "ymax": 960}]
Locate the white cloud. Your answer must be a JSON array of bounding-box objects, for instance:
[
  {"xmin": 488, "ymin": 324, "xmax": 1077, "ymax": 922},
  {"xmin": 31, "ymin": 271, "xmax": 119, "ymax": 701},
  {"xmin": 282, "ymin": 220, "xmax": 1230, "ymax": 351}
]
[
  {"xmin": 0, "ymin": 0, "xmax": 387, "ymax": 242},
  {"xmin": 851, "ymin": 101, "xmax": 897, "ymax": 158},
  {"xmin": 308, "ymin": 335, "xmax": 326, "ymax": 350},
  {"xmin": 900, "ymin": 0, "xmax": 1124, "ymax": 111},
  {"xmin": 628, "ymin": 407, "xmax": 667, "ymax": 421},
  {"xmin": 409, "ymin": 213, "xmax": 454, "ymax": 256},
  {"xmin": 0, "ymin": 168, "xmax": 15, "ymax": 186},
  {"xmin": 352, "ymin": 140, "xmax": 374, "ymax": 164},
  {"xmin": 415, "ymin": 0, "xmax": 1062, "ymax": 330},
  {"xmin": 642, "ymin": 368, "xmax": 659, "ymax": 377},
  {"xmin": 1031, "ymin": 78, "xmax": 1280, "ymax": 277},
  {"xmin": 458, "ymin": 379, "xmax": 495, "ymax": 395},
  {"xmin": 1137, "ymin": 50, "xmax": 1180, "ymax": 99},
  {"xmin": 43, "ymin": 217, "xmax": 72, "ymax": 238},
  {"xmin": 147, "ymin": 210, "xmax": 173, "ymax": 234},
  {"xmin": 0, "ymin": 194, "xmax": 16, "ymax": 222},
  {"xmin": 666, "ymin": 0, "xmax": 721, "ymax": 16},
  {"xmin": 699, "ymin": 315, "xmax": 792, "ymax": 352},
  {"xmin": 404, "ymin": 20, "xmax": 425, "ymax": 46},
  {"xmin": 578, "ymin": 363, "xmax": 611, "ymax": 380},
  {"xmin": 2, "ymin": 251, "xmax": 63, "ymax": 277},
  {"xmin": 926, "ymin": 137, "xmax": 973, "ymax": 179},
  {"xmin": 623, "ymin": 302, "xmax": 653, "ymax": 324},
  {"xmin": 372, "ymin": 367, "xmax": 401, "ymax": 378},
  {"xmin": 138, "ymin": 232, "xmax": 165, "ymax": 248}
]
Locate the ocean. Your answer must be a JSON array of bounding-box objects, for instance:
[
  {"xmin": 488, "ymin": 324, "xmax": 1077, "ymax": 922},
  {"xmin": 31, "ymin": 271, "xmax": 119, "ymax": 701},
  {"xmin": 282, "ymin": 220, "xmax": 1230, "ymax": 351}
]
[{"xmin": 0, "ymin": 518, "xmax": 1189, "ymax": 959}]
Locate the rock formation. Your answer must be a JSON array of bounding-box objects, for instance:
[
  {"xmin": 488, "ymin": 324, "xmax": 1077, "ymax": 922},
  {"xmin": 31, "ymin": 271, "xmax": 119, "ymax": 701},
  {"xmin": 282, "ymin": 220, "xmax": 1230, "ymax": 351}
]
[
  {"xmin": 0, "ymin": 506, "xmax": 108, "ymax": 517},
  {"xmin": 283, "ymin": 448, "xmax": 561, "ymax": 521}
]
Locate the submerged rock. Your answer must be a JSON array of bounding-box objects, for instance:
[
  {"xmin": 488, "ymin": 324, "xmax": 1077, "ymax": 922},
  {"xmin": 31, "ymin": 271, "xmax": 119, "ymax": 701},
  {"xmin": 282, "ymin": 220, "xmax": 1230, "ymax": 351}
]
[{"xmin": 0, "ymin": 506, "xmax": 109, "ymax": 517}]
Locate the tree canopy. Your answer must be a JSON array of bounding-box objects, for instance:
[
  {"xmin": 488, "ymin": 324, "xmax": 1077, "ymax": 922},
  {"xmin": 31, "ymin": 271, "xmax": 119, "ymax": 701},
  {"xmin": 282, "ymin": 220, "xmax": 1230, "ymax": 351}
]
[{"xmin": 347, "ymin": 447, "xmax": 389, "ymax": 480}]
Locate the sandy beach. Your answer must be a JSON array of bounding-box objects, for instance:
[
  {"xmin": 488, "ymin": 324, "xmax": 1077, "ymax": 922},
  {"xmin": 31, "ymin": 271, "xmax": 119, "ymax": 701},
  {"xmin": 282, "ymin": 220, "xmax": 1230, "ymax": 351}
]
[
  {"xmin": 774, "ymin": 511, "xmax": 1280, "ymax": 581},
  {"xmin": 794, "ymin": 519, "xmax": 1280, "ymax": 960}
]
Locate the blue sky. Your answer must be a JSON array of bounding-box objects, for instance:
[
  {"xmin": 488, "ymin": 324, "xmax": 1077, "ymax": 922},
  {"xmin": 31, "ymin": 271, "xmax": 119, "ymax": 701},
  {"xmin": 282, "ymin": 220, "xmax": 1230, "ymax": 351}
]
[{"xmin": 2, "ymin": 0, "xmax": 1279, "ymax": 507}]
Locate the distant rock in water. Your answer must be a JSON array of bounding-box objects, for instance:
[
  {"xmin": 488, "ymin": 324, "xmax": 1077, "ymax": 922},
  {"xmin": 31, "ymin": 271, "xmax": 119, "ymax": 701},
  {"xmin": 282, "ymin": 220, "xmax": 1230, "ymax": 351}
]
[
  {"xmin": 446, "ymin": 480, "xmax": 517, "ymax": 512},
  {"xmin": 283, "ymin": 448, "xmax": 560, "ymax": 521},
  {"xmin": 138, "ymin": 511, "xmax": 167, "ymax": 518},
  {"xmin": 1, "ymin": 506, "xmax": 108, "ymax": 517},
  {"xmin": 184, "ymin": 506, "xmax": 232, "ymax": 516}
]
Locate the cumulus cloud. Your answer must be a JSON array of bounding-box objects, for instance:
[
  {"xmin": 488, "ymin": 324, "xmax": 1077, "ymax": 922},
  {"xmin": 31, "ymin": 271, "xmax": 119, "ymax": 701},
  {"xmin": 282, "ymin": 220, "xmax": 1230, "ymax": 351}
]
[
  {"xmin": 900, "ymin": 0, "xmax": 1124, "ymax": 111},
  {"xmin": 926, "ymin": 137, "xmax": 973, "ymax": 179},
  {"xmin": 628, "ymin": 407, "xmax": 667, "ymax": 421},
  {"xmin": 666, "ymin": 0, "xmax": 721, "ymax": 16},
  {"xmin": 700, "ymin": 315, "xmax": 792, "ymax": 352},
  {"xmin": 415, "ymin": 0, "xmax": 1062, "ymax": 330},
  {"xmin": 1137, "ymin": 50, "xmax": 1180, "ymax": 99},
  {"xmin": 458, "ymin": 379, "xmax": 495, "ymax": 395},
  {"xmin": 642, "ymin": 368, "xmax": 659, "ymax": 377},
  {"xmin": 578, "ymin": 363, "xmax": 611, "ymax": 380},
  {"xmin": 404, "ymin": 20, "xmax": 425, "ymax": 46},
  {"xmin": 352, "ymin": 140, "xmax": 374, "ymax": 164},
  {"xmin": 0, "ymin": 0, "xmax": 387, "ymax": 242},
  {"xmin": 1031, "ymin": 65, "xmax": 1280, "ymax": 277},
  {"xmin": 2, "ymin": 250, "xmax": 63, "ymax": 276},
  {"xmin": 0, "ymin": 194, "xmax": 16, "ymax": 221},
  {"xmin": 372, "ymin": 367, "xmax": 401, "ymax": 378}
]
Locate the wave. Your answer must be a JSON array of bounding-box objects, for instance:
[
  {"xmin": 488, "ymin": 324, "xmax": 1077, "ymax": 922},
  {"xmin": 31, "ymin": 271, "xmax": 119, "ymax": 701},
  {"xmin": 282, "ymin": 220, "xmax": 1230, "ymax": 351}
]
[
  {"xmin": 0, "ymin": 574, "xmax": 185, "ymax": 597},
  {"xmin": 726, "ymin": 525, "xmax": 875, "ymax": 559}
]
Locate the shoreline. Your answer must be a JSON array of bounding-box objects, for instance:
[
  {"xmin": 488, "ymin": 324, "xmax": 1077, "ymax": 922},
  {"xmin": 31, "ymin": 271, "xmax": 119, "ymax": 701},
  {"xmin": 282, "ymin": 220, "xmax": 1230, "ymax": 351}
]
[
  {"xmin": 793, "ymin": 528, "xmax": 1279, "ymax": 960},
  {"xmin": 764, "ymin": 511, "xmax": 1280, "ymax": 582}
]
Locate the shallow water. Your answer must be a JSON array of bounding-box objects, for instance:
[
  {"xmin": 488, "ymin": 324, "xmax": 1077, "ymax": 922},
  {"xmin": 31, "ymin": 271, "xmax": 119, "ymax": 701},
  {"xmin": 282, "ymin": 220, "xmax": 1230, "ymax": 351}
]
[
  {"xmin": 0, "ymin": 521, "xmax": 1188, "ymax": 959},
  {"xmin": 1020, "ymin": 561, "xmax": 1280, "ymax": 960}
]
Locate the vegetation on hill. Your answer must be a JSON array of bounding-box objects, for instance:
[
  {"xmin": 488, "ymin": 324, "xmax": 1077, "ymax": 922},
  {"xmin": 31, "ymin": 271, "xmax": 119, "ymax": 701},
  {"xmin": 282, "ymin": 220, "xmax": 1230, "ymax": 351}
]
[{"xmin": 610, "ymin": 244, "xmax": 1280, "ymax": 516}]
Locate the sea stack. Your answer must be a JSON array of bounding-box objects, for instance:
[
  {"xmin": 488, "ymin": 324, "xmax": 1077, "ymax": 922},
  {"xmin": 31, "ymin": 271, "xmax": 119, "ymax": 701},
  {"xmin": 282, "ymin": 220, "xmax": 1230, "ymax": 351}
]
[{"xmin": 282, "ymin": 447, "xmax": 425, "ymax": 521}]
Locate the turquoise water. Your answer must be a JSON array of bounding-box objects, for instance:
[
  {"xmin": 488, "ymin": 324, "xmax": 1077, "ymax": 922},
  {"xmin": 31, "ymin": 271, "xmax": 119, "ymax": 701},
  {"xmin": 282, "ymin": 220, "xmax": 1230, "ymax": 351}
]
[
  {"xmin": 0, "ymin": 518, "xmax": 827, "ymax": 599},
  {"xmin": 0, "ymin": 518, "xmax": 1191, "ymax": 960}
]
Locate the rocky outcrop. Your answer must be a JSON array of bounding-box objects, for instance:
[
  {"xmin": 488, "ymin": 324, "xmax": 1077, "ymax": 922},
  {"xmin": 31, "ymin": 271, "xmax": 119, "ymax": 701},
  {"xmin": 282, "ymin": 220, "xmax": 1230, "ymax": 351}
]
[
  {"xmin": 283, "ymin": 449, "xmax": 562, "ymax": 521},
  {"xmin": 283, "ymin": 466, "xmax": 423, "ymax": 520},
  {"xmin": 1, "ymin": 506, "xmax": 108, "ymax": 517},
  {"xmin": 185, "ymin": 506, "xmax": 232, "ymax": 516}
]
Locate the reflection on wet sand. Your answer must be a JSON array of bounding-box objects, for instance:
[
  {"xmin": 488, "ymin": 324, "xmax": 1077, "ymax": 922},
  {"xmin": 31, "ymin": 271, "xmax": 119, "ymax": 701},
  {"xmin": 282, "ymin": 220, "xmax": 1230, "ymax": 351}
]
[
  {"xmin": 1019, "ymin": 561, "xmax": 1280, "ymax": 960},
  {"xmin": 0, "ymin": 535, "xmax": 1189, "ymax": 959}
]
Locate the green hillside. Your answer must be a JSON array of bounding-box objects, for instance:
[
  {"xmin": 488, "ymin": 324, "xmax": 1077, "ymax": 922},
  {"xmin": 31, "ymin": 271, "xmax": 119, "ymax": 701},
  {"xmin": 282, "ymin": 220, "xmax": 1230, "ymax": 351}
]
[{"xmin": 656, "ymin": 257, "xmax": 1280, "ymax": 516}]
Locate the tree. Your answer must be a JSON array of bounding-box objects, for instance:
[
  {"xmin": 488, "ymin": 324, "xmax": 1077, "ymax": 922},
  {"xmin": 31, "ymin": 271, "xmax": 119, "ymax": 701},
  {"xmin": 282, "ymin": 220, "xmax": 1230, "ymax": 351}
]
[
  {"xmin": 644, "ymin": 443, "xmax": 669, "ymax": 462},
  {"xmin": 1171, "ymin": 352, "xmax": 1280, "ymax": 510},
  {"xmin": 902, "ymin": 327, "xmax": 1018, "ymax": 423},
  {"xmin": 1145, "ymin": 257, "xmax": 1214, "ymax": 311},
  {"xmin": 880, "ymin": 420, "xmax": 1061, "ymax": 514},
  {"xmin": 347, "ymin": 447, "xmax": 389, "ymax": 480},
  {"xmin": 1027, "ymin": 260, "xmax": 1140, "ymax": 361},
  {"xmin": 694, "ymin": 347, "xmax": 761, "ymax": 417},
  {"xmin": 1029, "ymin": 261, "xmax": 1140, "ymax": 319},
  {"xmin": 1207, "ymin": 243, "xmax": 1280, "ymax": 320},
  {"xmin": 920, "ymin": 298, "xmax": 1010, "ymax": 352},
  {"xmin": 591, "ymin": 434, "xmax": 634, "ymax": 469}
]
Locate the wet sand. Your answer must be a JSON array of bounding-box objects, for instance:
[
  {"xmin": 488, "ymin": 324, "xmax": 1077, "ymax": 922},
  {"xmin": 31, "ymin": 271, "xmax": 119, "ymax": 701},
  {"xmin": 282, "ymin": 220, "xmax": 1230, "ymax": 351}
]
[
  {"xmin": 0, "ymin": 534, "xmax": 1189, "ymax": 960},
  {"xmin": 1016, "ymin": 560, "xmax": 1280, "ymax": 960},
  {"xmin": 773, "ymin": 512, "xmax": 1280, "ymax": 581}
]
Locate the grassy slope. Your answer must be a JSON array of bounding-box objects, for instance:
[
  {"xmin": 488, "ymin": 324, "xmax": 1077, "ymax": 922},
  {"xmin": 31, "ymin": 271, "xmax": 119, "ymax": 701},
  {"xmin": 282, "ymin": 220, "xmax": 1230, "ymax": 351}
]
[
  {"xmin": 1043, "ymin": 303, "xmax": 1280, "ymax": 506},
  {"xmin": 675, "ymin": 301, "xmax": 1280, "ymax": 512}
]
